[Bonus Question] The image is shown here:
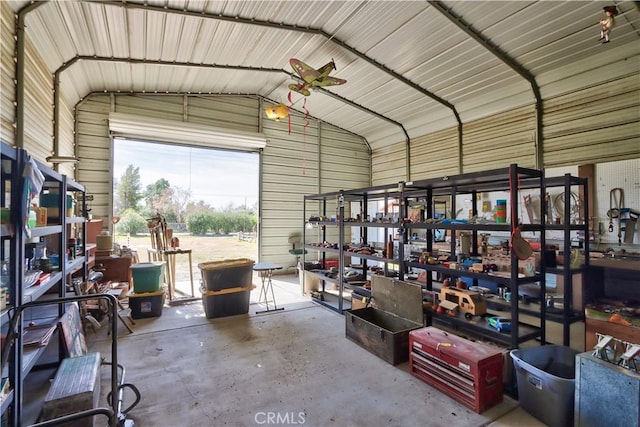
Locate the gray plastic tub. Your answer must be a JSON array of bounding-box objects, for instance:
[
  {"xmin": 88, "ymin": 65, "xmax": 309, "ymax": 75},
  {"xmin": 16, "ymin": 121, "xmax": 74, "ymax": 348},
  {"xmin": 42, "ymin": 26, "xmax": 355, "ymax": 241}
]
[{"xmin": 510, "ymin": 345, "xmax": 579, "ymax": 427}]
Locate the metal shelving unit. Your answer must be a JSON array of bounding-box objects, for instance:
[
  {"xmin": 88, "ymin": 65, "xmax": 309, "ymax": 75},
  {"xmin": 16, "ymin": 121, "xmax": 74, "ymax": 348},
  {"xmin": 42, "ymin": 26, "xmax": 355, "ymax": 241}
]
[
  {"xmin": 1, "ymin": 141, "xmax": 89, "ymax": 425},
  {"xmin": 401, "ymin": 164, "xmax": 546, "ymax": 349},
  {"xmin": 543, "ymin": 174, "xmax": 590, "ymax": 347},
  {"xmin": 302, "ymin": 165, "xmax": 587, "ymax": 351},
  {"xmin": 303, "ymin": 185, "xmax": 404, "ymax": 313}
]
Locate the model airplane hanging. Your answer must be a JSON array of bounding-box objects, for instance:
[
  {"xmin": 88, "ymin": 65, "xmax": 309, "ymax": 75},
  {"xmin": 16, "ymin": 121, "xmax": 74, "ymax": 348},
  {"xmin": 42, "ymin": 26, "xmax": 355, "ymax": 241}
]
[{"xmin": 289, "ymin": 58, "xmax": 347, "ymax": 96}]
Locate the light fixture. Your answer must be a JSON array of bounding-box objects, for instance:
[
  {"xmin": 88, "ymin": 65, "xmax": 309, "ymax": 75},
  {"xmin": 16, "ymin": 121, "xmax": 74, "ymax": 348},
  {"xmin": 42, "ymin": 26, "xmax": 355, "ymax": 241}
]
[
  {"xmin": 46, "ymin": 155, "xmax": 79, "ymax": 163},
  {"xmin": 264, "ymin": 103, "xmax": 290, "ymax": 122}
]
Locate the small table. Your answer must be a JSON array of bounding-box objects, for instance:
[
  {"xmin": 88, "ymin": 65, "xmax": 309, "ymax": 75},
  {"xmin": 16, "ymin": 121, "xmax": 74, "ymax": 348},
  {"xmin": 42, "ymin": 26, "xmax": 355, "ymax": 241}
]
[{"xmin": 253, "ymin": 262, "xmax": 284, "ymax": 314}]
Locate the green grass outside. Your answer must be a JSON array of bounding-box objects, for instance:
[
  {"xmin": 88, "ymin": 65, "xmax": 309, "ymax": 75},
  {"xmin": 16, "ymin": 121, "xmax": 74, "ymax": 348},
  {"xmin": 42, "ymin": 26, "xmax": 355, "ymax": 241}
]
[{"xmin": 113, "ymin": 233, "xmax": 258, "ymax": 289}]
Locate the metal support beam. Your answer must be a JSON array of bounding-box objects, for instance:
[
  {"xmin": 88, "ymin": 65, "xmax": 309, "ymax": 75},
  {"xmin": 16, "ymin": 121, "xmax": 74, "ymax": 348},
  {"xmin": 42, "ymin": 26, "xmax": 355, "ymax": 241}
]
[
  {"xmin": 56, "ymin": 56, "xmax": 382, "ymax": 158},
  {"xmin": 15, "ymin": 2, "xmax": 47, "ymax": 149},
  {"xmin": 87, "ymin": 0, "xmax": 462, "ymax": 181},
  {"xmin": 429, "ymin": 1, "xmax": 544, "ymax": 170}
]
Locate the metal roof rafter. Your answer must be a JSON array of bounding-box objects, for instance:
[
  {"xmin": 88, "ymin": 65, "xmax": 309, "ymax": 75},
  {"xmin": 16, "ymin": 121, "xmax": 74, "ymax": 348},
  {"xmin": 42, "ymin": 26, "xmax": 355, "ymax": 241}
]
[
  {"xmin": 55, "ymin": 56, "xmax": 383, "ymax": 155},
  {"xmin": 90, "ymin": 0, "xmax": 459, "ymax": 116},
  {"xmin": 428, "ymin": 1, "xmax": 543, "ymax": 169},
  {"xmin": 85, "ymin": 0, "xmax": 465, "ymax": 178}
]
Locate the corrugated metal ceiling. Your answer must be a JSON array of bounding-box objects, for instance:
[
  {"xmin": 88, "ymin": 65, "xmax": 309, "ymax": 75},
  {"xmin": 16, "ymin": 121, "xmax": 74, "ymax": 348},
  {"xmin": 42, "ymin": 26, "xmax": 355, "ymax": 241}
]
[{"xmin": 6, "ymin": 0, "xmax": 640, "ymax": 149}]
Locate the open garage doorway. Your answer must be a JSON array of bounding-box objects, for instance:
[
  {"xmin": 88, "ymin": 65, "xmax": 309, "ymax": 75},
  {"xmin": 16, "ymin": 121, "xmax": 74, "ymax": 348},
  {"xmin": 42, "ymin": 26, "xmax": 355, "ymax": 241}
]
[{"xmin": 112, "ymin": 138, "xmax": 259, "ymax": 299}]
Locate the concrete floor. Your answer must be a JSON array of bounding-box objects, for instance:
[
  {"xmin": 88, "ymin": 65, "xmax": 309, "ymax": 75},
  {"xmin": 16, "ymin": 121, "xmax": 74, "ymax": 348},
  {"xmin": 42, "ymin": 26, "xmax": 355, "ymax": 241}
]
[{"xmin": 88, "ymin": 274, "xmax": 551, "ymax": 427}]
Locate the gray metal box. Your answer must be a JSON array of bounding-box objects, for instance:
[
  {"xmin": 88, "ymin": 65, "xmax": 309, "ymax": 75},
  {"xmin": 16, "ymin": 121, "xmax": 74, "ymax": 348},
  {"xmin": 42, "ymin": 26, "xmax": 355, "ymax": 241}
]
[
  {"xmin": 42, "ymin": 352, "xmax": 101, "ymax": 427},
  {"xmin": 575, "ymin": 351, "xmax": 640, "ymax": 427}
]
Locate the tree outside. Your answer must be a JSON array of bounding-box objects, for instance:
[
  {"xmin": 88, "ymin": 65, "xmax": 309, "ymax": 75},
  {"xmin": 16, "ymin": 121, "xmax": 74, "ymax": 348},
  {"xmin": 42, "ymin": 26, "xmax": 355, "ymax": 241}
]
[
  {"xmin": 114, "ymin": 165, "xmax": 143, "ymax": 212},
  {"xmin": 114, "ymin": 165, "xmax": 257, "ymax": 236}
]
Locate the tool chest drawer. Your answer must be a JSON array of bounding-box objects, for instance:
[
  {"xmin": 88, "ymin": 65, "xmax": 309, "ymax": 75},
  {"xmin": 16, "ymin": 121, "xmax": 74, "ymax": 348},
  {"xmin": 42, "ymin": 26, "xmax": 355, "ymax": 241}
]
[{"xmin": 409, "ymin": 327, "xmax": 503, "ymax": 413}]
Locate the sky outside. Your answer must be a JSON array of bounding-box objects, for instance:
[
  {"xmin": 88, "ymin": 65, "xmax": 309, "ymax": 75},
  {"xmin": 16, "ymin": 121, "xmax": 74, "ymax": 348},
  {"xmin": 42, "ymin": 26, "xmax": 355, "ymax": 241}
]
[{"xmin": 113, "ymin": 139, "xmax": 259, "ymax": 210}]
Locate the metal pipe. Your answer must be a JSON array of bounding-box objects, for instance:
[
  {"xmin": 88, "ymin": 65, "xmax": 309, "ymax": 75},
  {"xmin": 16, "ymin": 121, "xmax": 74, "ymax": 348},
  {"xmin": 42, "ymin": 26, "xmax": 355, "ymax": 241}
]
[{"xmin": 15, "ymin": 2, "xmax": 47, "ymax": 149}]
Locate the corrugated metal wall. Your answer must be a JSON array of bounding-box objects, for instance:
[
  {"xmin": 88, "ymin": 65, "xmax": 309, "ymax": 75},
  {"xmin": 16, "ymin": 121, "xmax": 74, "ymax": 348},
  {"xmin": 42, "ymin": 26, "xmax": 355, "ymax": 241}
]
[
  {"xmin": 75, "ymin": 95, "xmax": 369, "ymax": 268},
  {"xmin": 371, "ymin": 140, "xmax": 406, "ymax": 185},
  {"xmin": 261, "ymin": 110, "xmax": 321, "ymax": 267},
  {"xmin": 75, "ymin": 95, "xmax": 112, "ymax": 218},
  {"xmin": 543, "ymin": 74, "xmax": 640, "ymax": 167},
  {"xmin": 371, "ymin": 105, "xmax": 537, "ymax": 185},
  {"xmin": 22, "ymin": 37, "xmax": 53, "ymax": 162},
  {"xmin": 261, "ymin": 110, "xmax": 369, "ymax": 268},
  {"xmin": 409, "ymin": 128, "xmax": 459, "ymax": 180},
  {"xmin": 461, "ymin": 104, "xmax": 537, "ymax": 173},
  {"xmin": 1, "ymin": 2, "xmax": 15, "ymax": 145}
]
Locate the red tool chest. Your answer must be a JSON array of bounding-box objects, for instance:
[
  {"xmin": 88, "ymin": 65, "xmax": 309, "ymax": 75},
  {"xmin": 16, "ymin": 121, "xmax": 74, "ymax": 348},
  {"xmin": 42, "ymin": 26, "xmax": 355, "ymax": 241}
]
[{"xmin": 409, "ymin": 327, "xmax": 503, "ymax": 413}]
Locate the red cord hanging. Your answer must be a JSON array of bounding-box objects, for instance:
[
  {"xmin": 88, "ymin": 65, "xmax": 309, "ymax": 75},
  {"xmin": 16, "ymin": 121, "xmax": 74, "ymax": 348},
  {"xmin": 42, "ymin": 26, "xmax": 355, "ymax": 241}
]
[
  {"xmin": 287, "ymin": 91, "xmax": 293, "ymax": 135},
  {"xmin": 302, "ymin": 98, "xmax": 309, "ymax": 175}
]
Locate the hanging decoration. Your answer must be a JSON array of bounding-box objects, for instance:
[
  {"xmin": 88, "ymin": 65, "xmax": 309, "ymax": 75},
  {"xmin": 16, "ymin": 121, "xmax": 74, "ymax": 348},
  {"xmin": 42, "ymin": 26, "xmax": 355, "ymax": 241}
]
[
  {"xmin": 301, "ymin": 97, "xmax": 310, "ymax": 176},
  {"xmin": 266, "ymin": 58, "xmax": 347, "ymax": 176},
  {"xmin": 599, "ymin": 5, "xmax": 618, "ymax": 44},
  {"xmin": 263, "ymin": 103, "xmax": 290, "ymax": 122},
  {"xmin": 288, "ymin": 58, "xmax": 347, "ymax": 96}
]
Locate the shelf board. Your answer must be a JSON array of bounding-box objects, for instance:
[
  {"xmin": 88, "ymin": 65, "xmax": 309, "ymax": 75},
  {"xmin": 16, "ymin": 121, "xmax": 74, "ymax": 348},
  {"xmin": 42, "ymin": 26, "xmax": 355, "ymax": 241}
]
[
  {"xmin": 428, "ymin": 310, "xmax": 541, "ymax": 347},
  {"xmin": 545, "ymin": 223, "xmax": 587, "ymax": 231},
  {"xmin": 30, "ymin": 225, "xmax": 63, "ymax": 238},
  {"xmin": 66, "ymin": 256, "xmax": 86, "ymax": 275},
  {"xmin": 304, "ymin": 270, "xmax": 340, "ymax": 285},
  {"xmin": 304, "ymin": 245, "xmax": 340, "ymax": 254},
  {"xmin": 406, "ymin": 261, "xmax": 541, "ymax": 285},
  {"xmin": 485, "ymin": 297, "xmax": 585, "ymax": 324},
  {"xmin": 546, "ymin": 266, "xmax": 588, "ymax": 275},
  {"xmin": 0, "ymin": 389, "xmax": 14, "ymax": 416},
  {"xmin": 342, "ymin": 221, "xmax": 401, "ymax": 228},
  {"xmin": 311, "ymin": 290, "xmax": 351, "ymax": 313},
  {"xmin": 405, "ymin": 222, "xmax": 543, "ymax": 232},
  {"xmin": 346, "ymin": 252, "xmax": 396, "ymax": 264},
  {"xmin": 23, "ymin": 272, "xmax": 62, "ymax": 303},
  {"xmin": 306, "ymin": 221, "xmax": 339, "ymax": 227},
  {"xmin": 65, "ymin": 216, "xmax": 86, "ymax": 224},
  {"xmin": 22, "ymin": 344, "xmax": 49, "ymax": 377}
]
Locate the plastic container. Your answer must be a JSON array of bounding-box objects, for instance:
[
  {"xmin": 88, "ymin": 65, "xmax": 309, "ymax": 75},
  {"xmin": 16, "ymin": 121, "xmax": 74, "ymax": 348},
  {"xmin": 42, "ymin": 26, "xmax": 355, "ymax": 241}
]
[
  {"xmin": 201, "ymin": 291, "xmax": 251, "ymax": 319},
  {"xmin": 198, "ymin": 258, "xmax": 254, "ymax": 318},
  {"xmin": 510, "ymin": 345, "xmax": 579, "ymax": 427},
  {"xmin": 198, "ymin": 259, "xmax": 254, "ymax": 292},
  {"xmin": 130, "ymin": 262, "xmax": 164, "ymax": 293},
  {"xmin": 128, "ymin": 290, "xmax": 165, "ymax": 319},
  {"xmin": 495, "ymin": 199, "xmax": 507, "ymax": 223}
]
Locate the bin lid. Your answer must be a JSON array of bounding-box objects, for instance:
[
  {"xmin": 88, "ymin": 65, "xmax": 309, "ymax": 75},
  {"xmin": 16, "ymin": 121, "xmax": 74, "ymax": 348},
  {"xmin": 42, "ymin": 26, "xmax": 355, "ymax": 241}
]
[
  {"xmin": 198, "ymin": 258, "xmax": 255, "ymax": 271},
  {"xmin": 371, "ymin": 275, "xmax": 423, "ymax": 325},
  {"xmin": 128, "ymin": 289, "xmax": 165, "ymax": 297},
  {"xmin": 130, "ymin": 262, "xmax": 164, "ymax": 270}
]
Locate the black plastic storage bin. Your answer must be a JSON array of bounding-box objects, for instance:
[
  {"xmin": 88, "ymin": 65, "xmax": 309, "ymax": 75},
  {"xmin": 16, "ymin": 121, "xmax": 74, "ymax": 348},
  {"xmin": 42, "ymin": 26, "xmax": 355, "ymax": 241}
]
[
  {"xmin": 198, "ymin": 258, "xmax": 254, "ymax": 318},
  {"xmin": 128, "ymin": 290, "xmax": 165, "ymax": 319}
]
